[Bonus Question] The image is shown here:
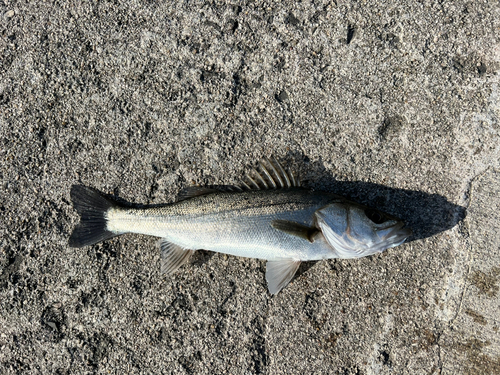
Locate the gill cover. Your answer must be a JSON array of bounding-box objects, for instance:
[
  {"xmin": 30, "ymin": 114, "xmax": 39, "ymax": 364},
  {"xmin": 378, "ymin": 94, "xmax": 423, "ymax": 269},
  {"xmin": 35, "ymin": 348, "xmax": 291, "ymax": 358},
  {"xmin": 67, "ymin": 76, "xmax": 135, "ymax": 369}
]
[{"xmin": 315, "ymin": 202, "xmax": 410, "ymax": 258}]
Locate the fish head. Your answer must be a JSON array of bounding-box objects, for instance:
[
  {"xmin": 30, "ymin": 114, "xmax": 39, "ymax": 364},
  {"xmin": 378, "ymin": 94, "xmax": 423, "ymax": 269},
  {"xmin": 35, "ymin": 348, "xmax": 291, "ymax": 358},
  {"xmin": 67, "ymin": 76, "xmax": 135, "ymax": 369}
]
[{"xmin": 315, "ymin": 202, "xmax": 412, "ymax": 258}]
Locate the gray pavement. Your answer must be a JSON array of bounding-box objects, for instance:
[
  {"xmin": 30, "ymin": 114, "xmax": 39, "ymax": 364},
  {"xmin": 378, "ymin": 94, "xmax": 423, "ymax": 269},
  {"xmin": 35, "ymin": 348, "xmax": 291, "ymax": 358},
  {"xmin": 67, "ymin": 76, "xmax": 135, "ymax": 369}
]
[{"xmin": 1, "ymin": 1, "xmax": 499, "ymax": 374}]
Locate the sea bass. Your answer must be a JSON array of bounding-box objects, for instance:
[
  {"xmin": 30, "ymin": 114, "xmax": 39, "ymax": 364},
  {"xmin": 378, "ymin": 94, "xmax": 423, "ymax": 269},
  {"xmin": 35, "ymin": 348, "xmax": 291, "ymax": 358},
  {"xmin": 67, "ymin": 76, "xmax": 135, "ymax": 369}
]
[{"xmin": 69, "ymin": 159, "xmax": 411, "ymax": 294}]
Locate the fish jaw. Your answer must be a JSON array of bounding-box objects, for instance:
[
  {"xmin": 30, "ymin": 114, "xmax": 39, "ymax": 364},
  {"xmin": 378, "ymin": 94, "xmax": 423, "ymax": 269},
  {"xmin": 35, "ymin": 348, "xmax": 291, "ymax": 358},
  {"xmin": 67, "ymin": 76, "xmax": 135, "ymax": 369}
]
[{"xmin": 383, "ymin": 223, "xmax": 413, "ymax": 249}]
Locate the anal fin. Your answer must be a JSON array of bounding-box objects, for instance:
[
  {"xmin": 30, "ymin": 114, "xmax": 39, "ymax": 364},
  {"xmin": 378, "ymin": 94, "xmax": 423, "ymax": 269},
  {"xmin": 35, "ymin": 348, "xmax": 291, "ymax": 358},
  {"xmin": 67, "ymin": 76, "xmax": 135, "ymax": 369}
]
[
  {"xmin": 158, "ymin": 239, "xmax": 195, "ymax": 274},
  {"xmin": 266, "ymin": 259, "xmax": 301, "ymax": 295}
]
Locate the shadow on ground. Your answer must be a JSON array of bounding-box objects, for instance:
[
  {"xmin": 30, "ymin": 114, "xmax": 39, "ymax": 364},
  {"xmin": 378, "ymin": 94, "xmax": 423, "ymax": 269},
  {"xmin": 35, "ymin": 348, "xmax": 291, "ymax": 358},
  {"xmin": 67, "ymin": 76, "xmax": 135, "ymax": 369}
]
[{"xmin": 295, "ymin": 156, "xmax": 466, "ymax": 243}]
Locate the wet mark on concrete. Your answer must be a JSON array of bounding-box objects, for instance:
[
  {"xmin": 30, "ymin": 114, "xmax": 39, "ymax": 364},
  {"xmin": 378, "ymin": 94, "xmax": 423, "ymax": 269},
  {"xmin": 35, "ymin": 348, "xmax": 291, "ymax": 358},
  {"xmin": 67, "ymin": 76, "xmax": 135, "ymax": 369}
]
[
  {"xmin": 303, "ymin": 290, "xmax": 327, "ymax": 330},
  {"xmin": 447, "ymin": 338, "xmax": 500, "ymax": 375},
  {"xmin": 88, "ymin": 332, "xmax": 113, "ymax": 368},
  {"xmin": 465, "ymin": 309, "xmax": 487, "ymax": 325},
  {"xmin": 378, "ymin": 116, "xmax": 406, "ymax": 141},
  {"xmin": 249, "ymin": 316, "xmax": 268, "ymax": 375},
  {"xmin": 0, "ymin": 248, "xmax": 23, "ymax": 290},
  {"xmin": 179, "ymin": 351, "xmax": 202, "ymax": 375},
  {"xmin": 416, "ymin": 328, "xmax": 437, "ymax": 351},
  {"xmin": 286, "ymin": 12, "xmax": 301, "ymax": 27},
  {"xmin": 469, "ymin": 267, "xmax": 500, "ymax": 298},
  {"xmin": 325, "ymin": 331, "xmax": 342, "ymax": 349}
]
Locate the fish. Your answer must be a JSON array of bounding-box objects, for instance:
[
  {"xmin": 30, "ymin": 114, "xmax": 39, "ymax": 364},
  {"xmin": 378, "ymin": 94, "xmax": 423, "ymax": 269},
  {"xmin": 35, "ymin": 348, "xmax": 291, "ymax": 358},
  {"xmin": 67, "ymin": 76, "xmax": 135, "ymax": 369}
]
[{"xmin": 69, "ymin": 158, "xmax": 412, "ymax": 294}]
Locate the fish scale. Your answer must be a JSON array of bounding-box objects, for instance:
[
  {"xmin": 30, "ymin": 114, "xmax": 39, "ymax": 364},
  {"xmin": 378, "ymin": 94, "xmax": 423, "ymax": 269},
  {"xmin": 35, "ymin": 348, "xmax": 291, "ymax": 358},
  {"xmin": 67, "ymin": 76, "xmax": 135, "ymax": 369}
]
[{"xmin": 106, "ymin": 190, "xmax": 334, "ymax": 260}]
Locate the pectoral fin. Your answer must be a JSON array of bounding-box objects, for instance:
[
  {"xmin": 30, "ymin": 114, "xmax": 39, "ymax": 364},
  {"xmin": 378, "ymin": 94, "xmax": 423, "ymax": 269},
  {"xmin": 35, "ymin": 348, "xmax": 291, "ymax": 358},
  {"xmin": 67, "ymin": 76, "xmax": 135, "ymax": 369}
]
[
  {"xmin": 158, "ymin": 239, "xmax": 195, "ymax": 274},
  {"xmin": 266, "ymin": 259, "xmax": 301, "ymax": 295},
  {"xmin": 271, "ymin": 220, "xmax": 318, "ymax": 243}
]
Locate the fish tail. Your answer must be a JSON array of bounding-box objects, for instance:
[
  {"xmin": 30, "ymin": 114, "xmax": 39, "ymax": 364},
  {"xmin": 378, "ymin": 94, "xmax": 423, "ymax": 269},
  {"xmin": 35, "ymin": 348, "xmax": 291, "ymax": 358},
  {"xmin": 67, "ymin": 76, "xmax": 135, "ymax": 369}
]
[{"xmin": 68, "ymin": 185, "xmax": 121, "ymax": 248}]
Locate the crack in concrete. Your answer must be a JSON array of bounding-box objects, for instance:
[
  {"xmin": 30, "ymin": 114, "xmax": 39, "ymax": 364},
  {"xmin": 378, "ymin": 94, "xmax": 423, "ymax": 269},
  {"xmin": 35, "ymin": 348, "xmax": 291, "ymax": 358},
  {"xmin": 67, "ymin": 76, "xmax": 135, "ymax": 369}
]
[
  {"xmin": 435, "ymin": 329, "xmax": 443, "ymax": 375},
  {"xmin": 433, "ymin": 167, "xmax": 496, "ymax": 373},
  {"xmin": 449, "ymin": 167, "xmax": 497, "ymax": 328},
  {"xmin": 448, "ymin": 169, "xmax": 489, "ymax": 328}
]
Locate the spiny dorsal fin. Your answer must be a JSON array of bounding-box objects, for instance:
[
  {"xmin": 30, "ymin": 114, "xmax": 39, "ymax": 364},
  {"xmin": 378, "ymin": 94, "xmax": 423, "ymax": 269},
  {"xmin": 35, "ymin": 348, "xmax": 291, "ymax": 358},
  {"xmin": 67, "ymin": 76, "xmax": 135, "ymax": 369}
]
[
  {"xmin": 240, "ymin": 157, "xmax": 300, "ymax": 191},
  {"xmin": 271, "ymin": 220, "xmax": 318, "ymax": 243}
]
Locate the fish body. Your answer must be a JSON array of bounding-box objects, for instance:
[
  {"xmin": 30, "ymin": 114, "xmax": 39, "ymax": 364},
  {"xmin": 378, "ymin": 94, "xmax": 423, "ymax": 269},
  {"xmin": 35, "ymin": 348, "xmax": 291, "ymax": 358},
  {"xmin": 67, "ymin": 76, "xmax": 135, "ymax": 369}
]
[
  {"xmin": 69, "ymin": 159, "xmax": 412, "ymax": 294},
  {"xmin": 107, "ymin": 189, "xmax": 337, "ymax": 261}
]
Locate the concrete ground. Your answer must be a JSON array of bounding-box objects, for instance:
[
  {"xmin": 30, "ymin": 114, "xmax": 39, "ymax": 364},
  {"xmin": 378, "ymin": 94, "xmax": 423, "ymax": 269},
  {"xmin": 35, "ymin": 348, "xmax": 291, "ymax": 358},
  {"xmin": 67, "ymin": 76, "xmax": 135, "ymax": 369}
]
[{"xmin": 1, "ymin": 1, "xmax": 499, "ymax": 374}]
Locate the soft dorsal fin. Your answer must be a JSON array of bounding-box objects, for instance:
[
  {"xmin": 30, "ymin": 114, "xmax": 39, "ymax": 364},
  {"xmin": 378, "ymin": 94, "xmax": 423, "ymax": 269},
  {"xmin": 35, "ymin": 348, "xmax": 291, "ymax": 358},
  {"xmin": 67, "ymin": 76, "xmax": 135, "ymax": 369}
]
[
  {"xmin": 266, "ymin": 259, "xmax": 301, "ymax": 295},
  {"xmin": 176, "ymin": 187, "xmax": 219, "ymax": 201},
  {"xmin": 240, "ymin": 157, "xmax": 300, "ymax": 191},
  {"xmin": 177, "ymin": 185, "xmax": 243, "ymax": 201},
  {"xmin": 158, "ymin": 239, "xmax": 195, "ymax": 274},
  {"xmin": 271, "ymin": 220, "xmax": 318, "ymax": 243}
]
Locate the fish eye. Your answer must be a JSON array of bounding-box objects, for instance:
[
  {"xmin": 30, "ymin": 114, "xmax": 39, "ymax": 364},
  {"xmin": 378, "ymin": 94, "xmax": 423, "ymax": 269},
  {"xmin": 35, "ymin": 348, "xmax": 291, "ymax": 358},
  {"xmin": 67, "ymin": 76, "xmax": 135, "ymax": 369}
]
[{"xmin": 364, "ymin": 208, "xmax": 388, "ymax": 224}]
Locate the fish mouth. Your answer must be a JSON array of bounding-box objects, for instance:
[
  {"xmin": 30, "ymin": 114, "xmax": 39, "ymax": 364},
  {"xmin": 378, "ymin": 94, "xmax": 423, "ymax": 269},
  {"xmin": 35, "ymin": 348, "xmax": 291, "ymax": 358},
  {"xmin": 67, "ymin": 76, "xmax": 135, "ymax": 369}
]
[{"xmin": 383, "ymin": 222, "xmax": 412, "ymax": 248}]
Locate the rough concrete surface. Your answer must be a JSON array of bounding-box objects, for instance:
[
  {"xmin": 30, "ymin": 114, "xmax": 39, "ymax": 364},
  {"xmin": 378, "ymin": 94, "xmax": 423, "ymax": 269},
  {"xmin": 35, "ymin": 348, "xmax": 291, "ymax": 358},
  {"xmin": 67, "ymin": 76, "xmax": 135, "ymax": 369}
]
[{"xmin": 0, "ymin": 0, "xmax": 499, "ymax": 374}]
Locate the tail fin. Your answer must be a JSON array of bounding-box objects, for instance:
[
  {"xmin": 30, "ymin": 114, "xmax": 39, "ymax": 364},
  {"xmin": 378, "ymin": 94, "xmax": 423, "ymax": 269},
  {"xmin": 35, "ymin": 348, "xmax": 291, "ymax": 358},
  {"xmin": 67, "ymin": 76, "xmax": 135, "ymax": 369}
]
[{"xmin": 68, "ymin": 185, "xmax": 120, "ymax": 248}]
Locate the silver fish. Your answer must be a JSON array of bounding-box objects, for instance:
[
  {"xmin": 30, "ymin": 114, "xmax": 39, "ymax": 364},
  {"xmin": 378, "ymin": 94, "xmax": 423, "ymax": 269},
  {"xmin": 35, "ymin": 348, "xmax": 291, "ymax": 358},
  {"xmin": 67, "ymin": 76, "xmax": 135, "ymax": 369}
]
[{"xmin": 69, "ymin": 158, "xmax": 411, "ymax": 294}]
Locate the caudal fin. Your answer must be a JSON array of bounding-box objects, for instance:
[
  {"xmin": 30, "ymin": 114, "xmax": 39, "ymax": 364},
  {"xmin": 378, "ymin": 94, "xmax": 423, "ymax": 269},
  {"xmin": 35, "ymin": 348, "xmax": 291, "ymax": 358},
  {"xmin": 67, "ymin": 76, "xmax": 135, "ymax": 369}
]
[{"xmin": 68, "ymin": 185, "xmax": 120, "ymax": 248}]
